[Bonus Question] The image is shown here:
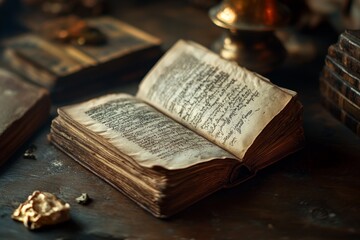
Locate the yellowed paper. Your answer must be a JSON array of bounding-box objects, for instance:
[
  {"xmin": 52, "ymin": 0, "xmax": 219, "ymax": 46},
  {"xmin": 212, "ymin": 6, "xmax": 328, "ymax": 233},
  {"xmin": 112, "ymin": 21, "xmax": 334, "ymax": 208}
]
[
  {"xmin": 137, "ymin": 40, "xmax": 294, "ymax": 159},
  {"xmin": 61, "ymin": 94, "xmax": 236, "ymax": 170}
]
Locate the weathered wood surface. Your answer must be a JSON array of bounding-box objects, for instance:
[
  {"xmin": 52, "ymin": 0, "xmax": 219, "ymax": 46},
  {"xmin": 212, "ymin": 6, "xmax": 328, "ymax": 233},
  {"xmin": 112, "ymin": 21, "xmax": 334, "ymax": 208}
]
[{"xmin": 0, "ymin": 1, "xmax": 360, "ymax": 239}]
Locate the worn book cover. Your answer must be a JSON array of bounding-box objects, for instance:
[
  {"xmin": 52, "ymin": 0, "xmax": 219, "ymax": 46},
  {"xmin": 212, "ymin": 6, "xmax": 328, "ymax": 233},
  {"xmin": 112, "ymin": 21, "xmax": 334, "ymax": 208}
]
[
  {"xmin": 320, "ymin": 77, "xmax": 360, "ymax": 121},
  {"xmin": 328, "ymin": 44, "xmax": 360, "ymax": 79},
  {"xmin": 322, "ymin": 67, "xmax": 360, "ymax": 107},
  {"xmin": 0, "ymin": 68, "xmax": 50, "ymax": 166},
  {"xmin": 321, "ymin": 96, "xmax": 360, "ymax": 136},
  {"xmin": 49, "ymin": 40, "xmax": 305, "ymax": 217},
  {"xmin": 2, "ymin": 16, "xmax": 162, "ymax": 102},
  {"xmin": 321, "ymin": 30, "xmax": 360, "ymax": 135},
  {"xmin": 325, "ymin": 56, "xmax": 360, "ymax": 91},
  {"xmin": 338, "ymin": 30, "xmax": 360, "ymax": 61}
]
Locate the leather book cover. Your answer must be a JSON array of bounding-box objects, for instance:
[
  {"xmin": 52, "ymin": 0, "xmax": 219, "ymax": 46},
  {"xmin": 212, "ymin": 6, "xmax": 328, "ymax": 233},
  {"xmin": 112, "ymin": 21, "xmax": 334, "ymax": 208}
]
[
  {"xmin": 338, "ymin": 30, "xmax": 360, "ymax": 61},
  {"xmin": 0, "ymin": 68, "xmax": 50, "ymax": 166},
  {"xmin": 2, "ymin": 16, "xmax": 162, "ymax": 102}
]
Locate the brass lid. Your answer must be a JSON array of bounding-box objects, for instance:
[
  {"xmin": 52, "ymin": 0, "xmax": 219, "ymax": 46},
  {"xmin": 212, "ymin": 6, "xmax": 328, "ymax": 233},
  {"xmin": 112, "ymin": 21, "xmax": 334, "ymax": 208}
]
[{"xmin": 209, "ymin": 0, "xmax": 290, "ymax": 31}]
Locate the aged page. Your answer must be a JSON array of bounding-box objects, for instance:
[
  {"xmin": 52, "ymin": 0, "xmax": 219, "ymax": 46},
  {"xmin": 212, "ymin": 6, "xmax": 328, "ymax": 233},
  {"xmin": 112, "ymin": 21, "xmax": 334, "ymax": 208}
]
[
  {"xmin": 61, "ymin": 94, "xmax": 236, "ymax": 170},
  {"xmin": 137, "ymin": 40, "xmax": 294, "ymax": 159}
]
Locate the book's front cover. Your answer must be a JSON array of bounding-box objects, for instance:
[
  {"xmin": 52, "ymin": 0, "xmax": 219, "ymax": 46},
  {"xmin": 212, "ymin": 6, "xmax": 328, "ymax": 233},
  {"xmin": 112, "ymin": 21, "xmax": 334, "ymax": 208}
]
[
  {"xmin": 0, "ymin": 69, "xmax": 50, "ymax": 165},
  {"xmin": 72, "ymin": 17, "xmax": 161, "ymax": 64},
  {"xmin": 2, "ymin": 17, "xmax": 161, "ymax": 95}
]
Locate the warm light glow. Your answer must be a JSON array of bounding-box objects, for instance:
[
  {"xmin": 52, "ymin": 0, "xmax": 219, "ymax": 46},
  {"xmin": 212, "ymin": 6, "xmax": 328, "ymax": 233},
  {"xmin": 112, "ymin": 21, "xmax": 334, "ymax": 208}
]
[
  {"xmin": 264, "ymin": 0, "xmax": 276, "ymax": 25},
  {"xmin": 217, "ymin": 7, "xmax": 237, "ymax": 24}
]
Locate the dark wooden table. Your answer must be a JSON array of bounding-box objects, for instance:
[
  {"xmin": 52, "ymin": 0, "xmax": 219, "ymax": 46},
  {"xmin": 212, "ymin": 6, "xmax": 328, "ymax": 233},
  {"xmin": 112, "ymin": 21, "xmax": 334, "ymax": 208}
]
[{"xmin": 1, "ymin": 1, "xmax": 359, "ymax": 239}]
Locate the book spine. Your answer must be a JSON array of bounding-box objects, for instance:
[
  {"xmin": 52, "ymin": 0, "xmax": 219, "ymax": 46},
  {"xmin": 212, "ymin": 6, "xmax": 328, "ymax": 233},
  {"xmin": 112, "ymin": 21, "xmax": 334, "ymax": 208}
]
[
  {"xmin": 338, "ymin": 31, "xmax": 360, "ymax": 61},
  {"xmin": 327, "ymin": 44, "xmax": 360, "ymax": 78},
  {"xmin": 224, "ymin": 164, "xmax": 255, "ymax": 188},
  {"xmin": 321, "ymin": 96, "xmax": 360, "ymax": 136},
  {"xmin": 319, "ymin": 78, "xmax": 360, "ymax": 121},
  {"xmin": 325, "ymin": 56, "xmax": 360, "ymax": 91},
  {"xmin": 321, "ymin": 67, "xmax": 360, "ymax": 106}
]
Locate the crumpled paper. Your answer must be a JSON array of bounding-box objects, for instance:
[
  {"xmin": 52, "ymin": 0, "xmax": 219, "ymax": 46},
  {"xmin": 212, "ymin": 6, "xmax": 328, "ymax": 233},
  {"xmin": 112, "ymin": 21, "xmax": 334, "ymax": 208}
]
[{"xmin": 12, "ymin": 191, "xmax": 70, "ymax": 230}]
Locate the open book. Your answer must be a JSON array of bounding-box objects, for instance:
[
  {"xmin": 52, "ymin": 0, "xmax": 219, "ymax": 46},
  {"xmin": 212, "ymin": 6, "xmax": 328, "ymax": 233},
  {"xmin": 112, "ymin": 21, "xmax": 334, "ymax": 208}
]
[{"xmin": 49, "ymin": 40, "xmax": 305, "ymax": 217}]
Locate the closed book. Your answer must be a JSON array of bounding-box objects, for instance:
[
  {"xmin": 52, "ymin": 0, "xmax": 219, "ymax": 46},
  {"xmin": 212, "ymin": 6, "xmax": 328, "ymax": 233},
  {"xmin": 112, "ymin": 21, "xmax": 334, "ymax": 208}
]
[
  {"xmin": 327, "ymin": 44, "xmax": 360, "ymax": 79},
  {"xmin": 319, "ymin": 77, "xmax": 360, "ymax": 121},
  {"xmin": 321, "ymin": 96, "xmax": 360, "ymax": 136},
  {"xmin": 325, "ymin": 56, "xmax": 360, "ymax": 91},
  {"xmin": 2, "ymin": 17, "xmax": 162, "ymax": 102},
  {"xmin": 0, "ymin": 68, "xmax": 50, "ymax": 166},
  {"xmin": 321, "ymin": 67, "xmax": 360, "ymax": 107},
  {"xmin": 338, "ymin": 30, "xmax": 360, "ymax": 61}
]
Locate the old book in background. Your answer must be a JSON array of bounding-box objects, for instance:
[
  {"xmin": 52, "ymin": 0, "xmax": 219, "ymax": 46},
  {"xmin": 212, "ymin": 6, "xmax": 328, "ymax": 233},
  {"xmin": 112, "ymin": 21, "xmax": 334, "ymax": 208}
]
[
  {"xmin": 338, "ymin": 30, "xmax": 360, "ymax": 61},
  {"xmin": 321, "ymin": 97, "xmax": 360, "ymax": 135},
  {"xmin": 320, "ymin": 30, "xmax": 360, "ymax": 136},
  {"xmin": 325, "ymin": 56, "xmax": 360, "ymax": 90},
  {"xmin": 2, "ymin": 16, "xmax": 162, "ymax": 102},
  {"xmin": 328, "ymin": 44, "xmax": 360, "ymax": 78},
  {"xmin": 320, "ymin": 77, "xmax": 360, "ymax": 120},
  {"xmin": 321, "ymin": 67, "xmax": 360, "ymax": 107},
  {"xmin": 0, "ymin": 68, "xmax": 50, "ymax": 166},
  {"xmin": 49, "ymin": 40, "xmax": 305, "ymax": 217}
]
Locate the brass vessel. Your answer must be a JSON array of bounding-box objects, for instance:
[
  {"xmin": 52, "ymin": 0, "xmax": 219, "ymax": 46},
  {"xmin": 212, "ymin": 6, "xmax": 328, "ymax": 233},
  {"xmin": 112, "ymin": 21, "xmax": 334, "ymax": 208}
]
[{"xmin": 209, "ymin": 0, "xmax": 290, "ymax": 73}]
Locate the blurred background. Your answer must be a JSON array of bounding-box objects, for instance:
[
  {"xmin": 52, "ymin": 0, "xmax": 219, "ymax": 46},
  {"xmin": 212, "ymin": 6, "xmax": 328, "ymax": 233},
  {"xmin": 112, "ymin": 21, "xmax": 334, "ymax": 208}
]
[
  {"xmin": 0, "ymin": 0, "xmax": 359, "ymax": 74},
  {"xmin": 1, "ymin": 0, "xmax": 359, "ymax": 44}
]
